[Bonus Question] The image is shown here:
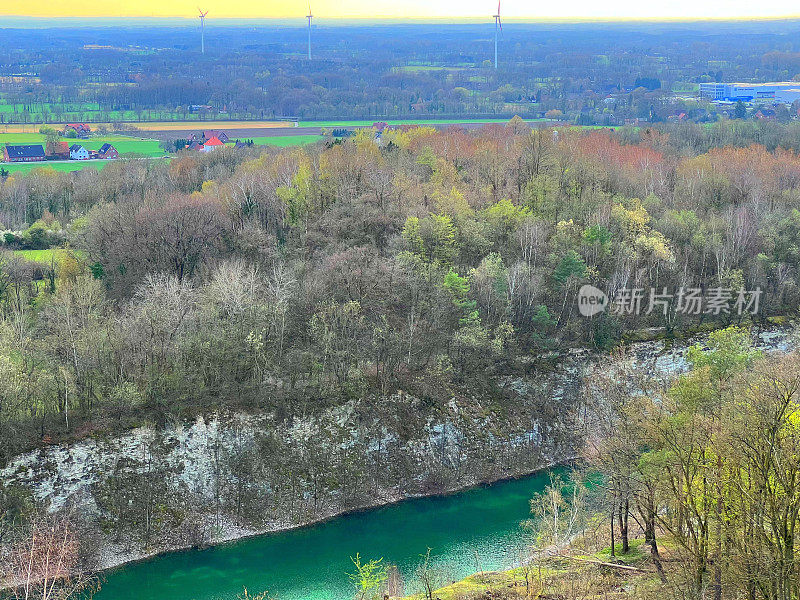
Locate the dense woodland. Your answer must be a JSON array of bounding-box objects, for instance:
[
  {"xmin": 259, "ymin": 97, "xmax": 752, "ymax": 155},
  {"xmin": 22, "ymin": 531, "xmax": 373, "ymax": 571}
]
[
  {"xmin": 3, "ymin": 118, "xmax": 800, "ymax": 599},
  {"xmin": 6, "ymin": 21, "xmax": 800, "ymax": 122},
  {"xmin": 0, "ymin": 118, "xmax": 798, "ymax": 460}
]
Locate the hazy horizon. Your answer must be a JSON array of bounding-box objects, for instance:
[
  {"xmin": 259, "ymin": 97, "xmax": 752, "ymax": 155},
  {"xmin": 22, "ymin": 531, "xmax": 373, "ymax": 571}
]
[
  {"xmin": 3, "ymin": 0, "xmax": 800, "ymax": 21},
  {"xmin": 3, "ymin": 15, "xmax": 800, "ymax": 28}
]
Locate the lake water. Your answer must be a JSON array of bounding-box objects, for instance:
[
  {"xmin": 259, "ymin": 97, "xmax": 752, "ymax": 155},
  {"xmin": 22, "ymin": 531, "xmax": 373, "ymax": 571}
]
[{"xmin": 96, "ymin": 469, "xmax": 557, "ymax": 600}]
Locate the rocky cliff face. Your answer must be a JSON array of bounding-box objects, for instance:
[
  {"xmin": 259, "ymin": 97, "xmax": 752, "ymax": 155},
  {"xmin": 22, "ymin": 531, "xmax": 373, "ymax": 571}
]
[{"xmin": 1, "ymin": 326, "xmax": 795, "ymax": 570}]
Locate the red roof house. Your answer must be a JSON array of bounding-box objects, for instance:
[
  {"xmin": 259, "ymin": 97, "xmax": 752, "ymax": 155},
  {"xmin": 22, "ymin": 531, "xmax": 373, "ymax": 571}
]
[
  {"xmin": 201, "ymin": 136, "xmax": 224, "ymax": 152},
  {"xmin": 63, "ymin": 123, "xmax": 91, "ymax": 138},
  {"xmin": 45, "ymin": 141, "xmax": 70, "ymax": 159}
]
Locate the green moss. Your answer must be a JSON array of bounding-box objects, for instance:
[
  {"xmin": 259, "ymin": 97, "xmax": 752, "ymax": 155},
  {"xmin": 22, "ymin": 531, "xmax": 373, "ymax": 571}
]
[
  {"xmin": 594, "ymin": 538, "xmax": 648, "ymax": 564},
  {"xmin": 766, "ymin": 315, "xmax": 789, "ymax": 326}
]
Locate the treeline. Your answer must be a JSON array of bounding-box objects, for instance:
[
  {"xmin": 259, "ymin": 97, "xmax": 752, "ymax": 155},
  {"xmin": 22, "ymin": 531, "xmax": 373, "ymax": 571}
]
[
  {"xmin": 7, "ymin": 22, "xmax": 800, "ymax": 122},
  {"xmin": 1, "ymin": 120, "xmax": 800, "ymax": 461}
]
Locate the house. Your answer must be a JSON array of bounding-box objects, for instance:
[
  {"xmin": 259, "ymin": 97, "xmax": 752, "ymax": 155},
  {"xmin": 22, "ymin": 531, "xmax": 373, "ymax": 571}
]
[
  {"xmin": 69, "ymin": 145, "xmax": 90, "ymax": 160},
  {"xmin": 63, "ymin": 123, "xmax": 91, "ymax": 138},
  {"xmin": 3, "ymin": 144, "xmax": 45, "ymax": 162},
  {"xmin": 203, "ymin": 130, "xmax": 229, "ymax": 143},
  {"xmin": 45, "ymin": 141, "xmax": 70, "ymax": 160},
  {"xmin": 187, "ymin": 141, "xmax": 204, "ymax": 151},
  {"xmin": 190, "ymin": 130, "xmax": 229, "ymax": 144},
  {"xmin": 200, "ymin": 136, "xmax": 225, "ymax": 152},
  {"xmin": 97, "ymin": 143, "xmax": 119, "ymax": 159}
]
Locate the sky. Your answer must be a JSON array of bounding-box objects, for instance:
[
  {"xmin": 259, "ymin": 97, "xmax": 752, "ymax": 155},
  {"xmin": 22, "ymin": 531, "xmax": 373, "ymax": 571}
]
[{"xmin": 2, "ymin": 0, "xmax": 800, "ymax": 20}]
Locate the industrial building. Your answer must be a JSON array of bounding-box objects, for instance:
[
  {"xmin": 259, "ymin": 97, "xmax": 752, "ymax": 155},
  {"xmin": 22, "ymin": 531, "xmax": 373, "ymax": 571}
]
[{"xmin": 700, "ymin": 81, "xmax": 800, "ymax": 103}]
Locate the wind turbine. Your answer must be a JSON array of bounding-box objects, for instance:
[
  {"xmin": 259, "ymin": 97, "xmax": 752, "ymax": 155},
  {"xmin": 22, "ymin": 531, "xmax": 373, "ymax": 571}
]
[
  {"xmin": 493, "ymin": 0, "xmax": 501, "ymax": 69},
  {"xmin": 306, "ymin": 4, "xmax": 313, "ymax": 60},
  {"xmin": 198, "ymin": 8, "xmax": 209, "ymax": 54}
]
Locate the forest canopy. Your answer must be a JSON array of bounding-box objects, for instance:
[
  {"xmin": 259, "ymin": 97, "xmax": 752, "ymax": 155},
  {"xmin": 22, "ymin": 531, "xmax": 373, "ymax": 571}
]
[{"xmin": 0, "ymin": 119, "xmax": 799, "ymax": 462}]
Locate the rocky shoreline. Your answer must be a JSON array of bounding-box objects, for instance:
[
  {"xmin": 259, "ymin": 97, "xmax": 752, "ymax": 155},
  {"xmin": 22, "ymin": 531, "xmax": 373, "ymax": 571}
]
[{"xmin": 92, "ymin": 457, "xmax": 575, "ymax": 574}]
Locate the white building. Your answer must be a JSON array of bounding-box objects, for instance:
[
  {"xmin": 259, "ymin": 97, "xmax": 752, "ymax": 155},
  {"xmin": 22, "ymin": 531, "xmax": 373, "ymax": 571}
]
[
  {"xmin": 700, "ymin": 81, "xmax": 800, "ymax": 102},
  {"xmin": 69, "ymin": 145, "xmax": 90, "ymax": 160},
  {"xmin": 775, "ymin": 89, "xmax": 800, "ymax": 104}
]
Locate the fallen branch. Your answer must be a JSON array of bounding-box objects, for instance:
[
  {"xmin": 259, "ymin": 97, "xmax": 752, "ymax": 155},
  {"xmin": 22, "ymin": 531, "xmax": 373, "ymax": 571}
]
[{"xmin": 556, "ymin": 555, "xmax": 646, "ymax": 572}]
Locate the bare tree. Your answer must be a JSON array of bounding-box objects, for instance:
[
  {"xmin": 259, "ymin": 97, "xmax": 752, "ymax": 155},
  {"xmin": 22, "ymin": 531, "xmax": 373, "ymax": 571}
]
[{"xmin": 2, "ymin": 514, "xmax": 98, "ymax": 600}]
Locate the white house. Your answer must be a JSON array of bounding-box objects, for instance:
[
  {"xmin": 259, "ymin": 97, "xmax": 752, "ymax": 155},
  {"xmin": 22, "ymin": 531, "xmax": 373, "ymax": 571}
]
[{"xmin": 69, "ymin": 145, "xmax": 90, "ymax": 160}]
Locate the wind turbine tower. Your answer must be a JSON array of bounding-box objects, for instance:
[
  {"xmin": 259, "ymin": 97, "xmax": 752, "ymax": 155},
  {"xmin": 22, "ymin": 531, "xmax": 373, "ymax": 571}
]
[
  {"xmin": 306, "ymin": 4, "xmax": 313, "ymax": 60},
  {"xmin": 493, "ymin": 1, "xmax": 502, "ymax": 69},
  {"xmin": 198, "ymin": 8, "xmax": 209, "ymax": 54}
]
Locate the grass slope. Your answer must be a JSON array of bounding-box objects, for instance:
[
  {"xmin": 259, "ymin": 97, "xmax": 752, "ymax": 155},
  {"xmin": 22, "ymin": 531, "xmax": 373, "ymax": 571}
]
[{"xmin": 403, "ymin": 539, "xmax": 656, "ymax": 600}]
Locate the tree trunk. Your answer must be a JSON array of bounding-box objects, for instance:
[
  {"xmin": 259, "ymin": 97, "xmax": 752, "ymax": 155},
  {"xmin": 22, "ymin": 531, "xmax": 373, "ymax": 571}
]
[
  {"xmin": 610, "ymin": 505, "xmax": 616, "ymax": 558},
  {"xmin": 644, "ymin": 511, "xmax": 668, "ymax": 583},
  {"xmin": 618, "ymin": 498, "xmax": 630, "ymax": 554}
]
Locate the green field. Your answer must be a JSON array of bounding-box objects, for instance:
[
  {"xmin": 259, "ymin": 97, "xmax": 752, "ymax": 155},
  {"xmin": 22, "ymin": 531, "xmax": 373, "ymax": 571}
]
[
  {"xmin": 393, "ymin": 65, "xmax": 468, "ymax": 73},
  {"xmin": 0, "ymin": 132, "xmax": 165, "ymax": 174},
  {"xmin": 0, "ymin": 132, "xmax": 163, "ymax": 157},
  {"xmin": 12, "ymin": 248, "xmax": 84, "ymax": 263},
  {"xmin": 2, "ymin": 162, "xmax": 107, "ymax": 175},
  {"xmin": 0, "ymin": 100, "xmax": 214, "ymax": 124},
  {"xmin": 250, "ymin": 135, "xmax": 322, "ymax": 147}
]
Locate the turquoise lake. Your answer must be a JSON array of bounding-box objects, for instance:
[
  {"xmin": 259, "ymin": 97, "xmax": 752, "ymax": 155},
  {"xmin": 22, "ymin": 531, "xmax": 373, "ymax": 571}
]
[{"xmin": 96, "ymin": 469, "xmax": 556, "ymax": 600}]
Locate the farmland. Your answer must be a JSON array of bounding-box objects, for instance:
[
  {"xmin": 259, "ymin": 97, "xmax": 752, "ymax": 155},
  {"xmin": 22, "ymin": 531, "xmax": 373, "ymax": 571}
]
[
  {"xmin": 0, "ymin": 130, "xmax": 321, "ymax": 174},
  {"xmin": 0, "ymin": 133, "xmax": 164, "ymax": 157}
]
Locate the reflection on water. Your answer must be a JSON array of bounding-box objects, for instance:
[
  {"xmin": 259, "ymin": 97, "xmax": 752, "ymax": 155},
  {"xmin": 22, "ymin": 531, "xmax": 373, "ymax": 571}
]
[{"xmin": 97, "ymin": 469, "xmax": 557, "ymax": 600}]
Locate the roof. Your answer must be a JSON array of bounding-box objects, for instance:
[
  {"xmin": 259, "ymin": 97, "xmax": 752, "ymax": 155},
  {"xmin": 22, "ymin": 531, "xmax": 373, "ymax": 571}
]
[
  {"xmin": 727, "ymin": 82, "xmax": 800, "ymax": 88},
  {"xmin": 70, "ymin": 144, "xmax": 86, "ymax": 152},
  {"xmin": 46, "ymin": 141, "xmax": 69, "ymax": 153},
  {"xmin": 99, "ymin": 143, "xmax": 115, "ymax": 153},
  {"xmin": 203, "ymin": 136, "xmax": 224, "ymax": 146},
  {"xmin": 66, "ymin": 123, "xmax": 90, "ymax": 129},
  {"xmin": 4, "ymin": 144, "xmax": 45, "ymax": 158}
]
